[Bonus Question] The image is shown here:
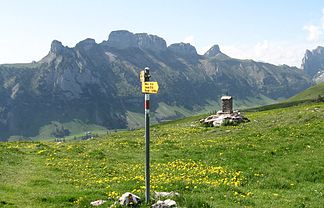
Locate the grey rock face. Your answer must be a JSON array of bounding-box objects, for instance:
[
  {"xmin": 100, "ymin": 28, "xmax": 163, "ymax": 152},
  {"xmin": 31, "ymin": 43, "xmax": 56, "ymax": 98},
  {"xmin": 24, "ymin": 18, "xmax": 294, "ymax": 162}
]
[
  {"xmin": 313, "ymin": 71, "xmax": 324, "ymax": 83},
  {"xmin": 302, "ymin": 46, "xmax": 324, "ymax": 77},
  {"xmin": 168, "ymin": 43, "xmax": 198, "ymax": 58},
  {"xmin": 204, "ymin": 45, "xmax": 221, "ymax": 57},
  {"xmin": 76, "ymin": 38, "xmax": 97, "ymax": 51},
  {"xmin": 136, "ymin": 33, "xmax": 167, "ymax": 51},
  {"xmin": 106, "ymin": 30, "xmax": 167, "ymax": 52},
  {"xmin": 50, "ymin": 40, "xmax": 68, "ymax": 54},
  {"xmin": 106, "ymin": 30, "xmax": 138, "ymax": 49}
]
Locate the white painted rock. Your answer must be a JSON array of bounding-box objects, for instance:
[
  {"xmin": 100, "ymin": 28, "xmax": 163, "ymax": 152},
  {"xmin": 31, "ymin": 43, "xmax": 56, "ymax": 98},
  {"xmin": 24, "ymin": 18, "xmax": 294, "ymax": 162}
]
[
  {"xmin": 152, "ymin": 199, "xmax": 177, "ymax": 208},
  {"xmin": 118, "ymin": 192, "xmax": 141, "ymax": 206},
  {"xmin": 90, "ymin": 199, "xmax": 106, "ymax": 206},
  {"xmin": 154, "ymin": 191, "xmax": 180, "ymax": 198}
]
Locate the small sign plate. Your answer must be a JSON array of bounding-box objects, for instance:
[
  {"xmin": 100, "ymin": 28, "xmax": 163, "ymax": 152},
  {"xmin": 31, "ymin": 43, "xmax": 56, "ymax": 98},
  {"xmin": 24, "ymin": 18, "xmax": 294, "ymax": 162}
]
[
  {"xmin": 140, "ymin": 71, "xmax": 145, "ymax": 83},
  {"xmin": 142, "ymin": 82, "xmax": 159, "ymax": 94}
]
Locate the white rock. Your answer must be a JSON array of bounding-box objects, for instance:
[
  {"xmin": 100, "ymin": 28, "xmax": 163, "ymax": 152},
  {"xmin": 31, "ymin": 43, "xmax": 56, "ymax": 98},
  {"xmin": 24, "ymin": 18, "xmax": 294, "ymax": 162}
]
[
  {"xmin": 154, "ymin": 191, "xmax": 180, "ymax": 198},
  {"xmin": 90, "ymin": 200, "xmax": 106, "ymax": 206},
  {"xmin": 119, "ymin": 192, "xmax": 141, "ymax": 206},
  {"xmin": 152, "ymin": 199, "xmax": 177, "ymax": 208},
  {"xmin": 164, "ymin": 199, "xmax": 177, "ymax": 206}
]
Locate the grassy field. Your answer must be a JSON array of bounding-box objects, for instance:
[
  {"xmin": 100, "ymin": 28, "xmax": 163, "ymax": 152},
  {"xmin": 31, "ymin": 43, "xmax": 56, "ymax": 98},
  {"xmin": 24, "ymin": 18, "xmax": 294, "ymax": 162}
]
[
  {"xmin": 0, "ymin": 101, "xmax": 323, "ymax": 207},
  {"xmin": 286, "ymin": 82, "xmax": 324, "ymax": 102},
  {"xmin": 243, "ymin": 82, "xmax": 324, "ymax": 113}
]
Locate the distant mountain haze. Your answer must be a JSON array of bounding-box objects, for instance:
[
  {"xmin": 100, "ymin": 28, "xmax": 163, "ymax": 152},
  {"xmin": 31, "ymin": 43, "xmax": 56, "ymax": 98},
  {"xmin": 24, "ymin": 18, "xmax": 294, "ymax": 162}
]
[{"xmin": 0, "ymin": 30, "xmax": 319, "ymax": 140}]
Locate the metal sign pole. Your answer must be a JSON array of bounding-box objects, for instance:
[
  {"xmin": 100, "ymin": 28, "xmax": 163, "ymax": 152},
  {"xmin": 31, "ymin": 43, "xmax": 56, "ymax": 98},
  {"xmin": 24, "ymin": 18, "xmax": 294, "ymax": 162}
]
[
  {"xmin": 143, "ymin": 67, "xmax": 151, "ymax": 204},
  {"xmin": 140, "ymin": 67, "xmax": 158, "ymax": 204},
  {"xmin": 144, "ymin": 93, "xmax": 150, "ymax": 203}
]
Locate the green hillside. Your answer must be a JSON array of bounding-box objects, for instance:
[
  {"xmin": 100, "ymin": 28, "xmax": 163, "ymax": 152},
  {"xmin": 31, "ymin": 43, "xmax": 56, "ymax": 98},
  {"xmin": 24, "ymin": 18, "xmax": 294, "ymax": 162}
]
[
  {"xmin": 5, "ymin": 95, "xmax": 276, "ymax": 141},
  {"xmin": 286, "ymin": 82, "xmax": 324, "ymax": 102},
  {"xmin": 1, "ymin": 101, "xmax": 323, "ymax": 207}
]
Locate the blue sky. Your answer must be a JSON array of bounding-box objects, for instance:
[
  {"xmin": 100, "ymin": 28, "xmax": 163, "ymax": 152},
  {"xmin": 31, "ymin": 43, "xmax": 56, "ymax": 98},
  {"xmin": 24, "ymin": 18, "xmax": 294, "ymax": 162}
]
[{"xmin": 1, "ymin": 0, "xmax": 324, "ymax": 66}]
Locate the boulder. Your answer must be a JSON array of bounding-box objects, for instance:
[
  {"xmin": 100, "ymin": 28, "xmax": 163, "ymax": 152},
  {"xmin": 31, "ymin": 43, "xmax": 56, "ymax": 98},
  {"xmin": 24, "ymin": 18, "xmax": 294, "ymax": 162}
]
[
  {"xmin": 152, "ymin": 199, "xmax": 177, "ymax": 208},
  {"xmin": 90, "ymin": 199, "xmax": 106, "ymax": 206},
  {"xmin": 118, "ymin": 192, "xmax": 141, "ymax": 207}
]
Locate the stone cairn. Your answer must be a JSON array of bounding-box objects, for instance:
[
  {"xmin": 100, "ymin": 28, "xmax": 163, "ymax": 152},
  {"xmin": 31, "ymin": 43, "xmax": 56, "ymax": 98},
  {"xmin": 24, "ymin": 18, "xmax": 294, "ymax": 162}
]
[{"xmin": 200, "ymin": 96, "xmax": 249, "ymax": 127}]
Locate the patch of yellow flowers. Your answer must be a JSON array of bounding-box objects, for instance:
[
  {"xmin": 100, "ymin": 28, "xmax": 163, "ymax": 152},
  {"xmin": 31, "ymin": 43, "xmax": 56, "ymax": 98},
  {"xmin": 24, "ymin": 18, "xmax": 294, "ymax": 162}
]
[
  {"xmin": 149, "ymin": 159, "xmax": 244, "ymax": 189},
  {"xmin": 105, "ymin": 159, "xmax": 244, "ymax": 192},
  {"xmin": 11, "ymin": 141, "xmax": 244, "ymax": 193}
]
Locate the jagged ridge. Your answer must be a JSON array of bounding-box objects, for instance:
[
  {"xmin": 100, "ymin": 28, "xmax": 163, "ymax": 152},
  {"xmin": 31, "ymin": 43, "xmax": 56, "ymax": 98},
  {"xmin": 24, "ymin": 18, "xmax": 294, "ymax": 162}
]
[{"xmin": 0, "ymin": 30, "xmax": 314, "ymax": 139}]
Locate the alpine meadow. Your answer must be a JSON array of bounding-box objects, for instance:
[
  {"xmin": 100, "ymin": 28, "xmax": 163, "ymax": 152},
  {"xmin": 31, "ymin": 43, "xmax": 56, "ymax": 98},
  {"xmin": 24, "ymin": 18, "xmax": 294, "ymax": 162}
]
[{"xmin": 1, "ymin": 96, "xmax": 324, "ymax": 207}]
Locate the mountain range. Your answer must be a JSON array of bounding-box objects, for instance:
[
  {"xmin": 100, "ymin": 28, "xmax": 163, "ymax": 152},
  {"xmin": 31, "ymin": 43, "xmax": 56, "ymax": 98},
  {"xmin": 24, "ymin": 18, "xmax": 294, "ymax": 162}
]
[{"xmin": 0, "ymin": 30, "xmax": 319, "ymax": 140}]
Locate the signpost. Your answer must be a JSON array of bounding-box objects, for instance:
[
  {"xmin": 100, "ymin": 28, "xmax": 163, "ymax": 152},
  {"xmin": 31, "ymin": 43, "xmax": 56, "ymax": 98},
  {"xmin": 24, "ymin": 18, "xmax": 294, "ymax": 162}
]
[
  {"xmin": 142, "ymin": 81, "xmax": 159, "ymax": 94},
  {"xmin": 140, "ymin": 67, "xmax": 159, "ymax": 204}
]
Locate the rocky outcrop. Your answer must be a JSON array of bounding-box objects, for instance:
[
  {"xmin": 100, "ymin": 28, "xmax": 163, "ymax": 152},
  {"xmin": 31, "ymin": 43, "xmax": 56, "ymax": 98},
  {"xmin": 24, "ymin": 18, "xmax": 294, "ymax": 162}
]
[
  {"xmin": 314, "ymin": 71, "xmax": 324, "ymax": 83},
  {"xmin": 105, "ymin": 30, "xmax": 167, "ymax": 52},
  {"xmin": 136, "ymin": 33, "xmax": 167, "ymax": 51},
  {"xmin": 50, "ymin": 40, "xmax": 70, "ymax": 54},
  {"xmin": 204, "ymin": 44, "xmax": 230, "ymax": 60},
  {"xmin": 168, "ymin": 43, "xmax": 198, "ymax": 59},
  {"xmin": 106, "ymin": 30, "xmax": 138, "ymax": 49},
  {"xmin": 204, "ymin": 45, "xmax": 221, "ymax": 57},
  {"xmin": 200, "ymin": 111, "xmax": 250, "ymax": 127},
  {"xmin": 75, "ymin": 38, "xmax": 97, "ymax": 51},
  {"xmin": 302, "ymin": 46, "xmax": 324, "ymax": 78}
]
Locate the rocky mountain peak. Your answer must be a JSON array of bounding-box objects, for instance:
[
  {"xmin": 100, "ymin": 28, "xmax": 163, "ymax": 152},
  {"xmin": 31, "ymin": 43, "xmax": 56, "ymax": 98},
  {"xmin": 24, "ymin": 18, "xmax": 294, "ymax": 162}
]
[
  {"xmin": 168, "ymin": 42, "xmax": 198, "ymax": 58},
  {"xmin": 50, "ymin": 40, "xmax": 66, "ymax": 54},
  {"xmin": 204, "ymin": 45, "xmax": 221, "ymax": 57},
  {"xmin": 302, "ymin": 46, "xmax": 324, "ymax": 77},
  {"xmin": 136, "ymin": 33, "xmax": 167, "ymax": 51},
  {"xmin": 314, "ymin": 46, "xmax": 324, "ymax": 54},
  {"xmin": 105, "ymin": 30, "xmax": 167, "ymax": 51},
  {"xmin": 76, "ymin": 38, "xmax": 97, "ymax": 50},
  {"xmin": 106, "ymin": 30, "xmax": 138, "ymax": 49}
]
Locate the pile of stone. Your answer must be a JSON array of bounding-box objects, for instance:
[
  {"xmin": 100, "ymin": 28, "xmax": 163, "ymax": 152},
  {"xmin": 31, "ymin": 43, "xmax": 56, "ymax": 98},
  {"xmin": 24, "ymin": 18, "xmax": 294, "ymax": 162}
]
[
  {"xmin": 97, "ymin": 192, "xmax": 179, "ymax": 208},
  {"xmin": 200, "ymin": 110, "xmax": 249, "ymax": 127},
  {"xmin": 200, "ymin": 96, "xmax": 249, "ymax": 127}
]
